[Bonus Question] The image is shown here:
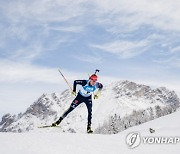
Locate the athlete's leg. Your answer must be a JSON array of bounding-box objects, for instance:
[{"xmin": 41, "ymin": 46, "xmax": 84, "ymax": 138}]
[
  {"xmin": 61, "ymin": 98, "xmax": 81, "ymax": 119},
  {"xmin": 52, "ymin": 94, "xmax": 83, "ymax": 126},
  {"xmin": 85, "ymin": 97, "xmax": 92, "ymax": 127}
]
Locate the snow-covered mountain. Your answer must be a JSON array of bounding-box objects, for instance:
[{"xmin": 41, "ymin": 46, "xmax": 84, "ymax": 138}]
[{"xmin": 0, "ymin": 80, "xmax": 179, "ymax": 133}]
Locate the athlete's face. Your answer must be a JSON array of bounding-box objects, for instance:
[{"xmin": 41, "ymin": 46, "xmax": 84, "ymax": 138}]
[{"xmin": 90, "ymin": 79, "xmax": 97, "ymax": 86}]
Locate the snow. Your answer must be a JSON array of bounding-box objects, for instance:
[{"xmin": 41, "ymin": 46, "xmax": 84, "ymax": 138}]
[{"xmin": 0, "ymin": 110, "xmax": 180, "ymax": 154}]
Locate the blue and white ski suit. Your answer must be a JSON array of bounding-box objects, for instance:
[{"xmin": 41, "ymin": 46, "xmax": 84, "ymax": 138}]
[{"xmin": 61, "ymin": 80, "xmax": 103, "ymax": 125}]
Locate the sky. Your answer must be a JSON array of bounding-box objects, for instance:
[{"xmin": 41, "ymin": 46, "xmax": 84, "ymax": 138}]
[{"xmin": 0, "ymin": 0, "xmax": 180, "ymax": 118}]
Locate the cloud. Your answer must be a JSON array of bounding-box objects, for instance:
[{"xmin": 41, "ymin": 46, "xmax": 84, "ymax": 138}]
[
  {"xmin": 11, "ymin": 36, "xmax": 69, "ymax": 62},
  {"xmin": 73, "ymin": 53, "xmax": 102, "ymax": 63},
  {"xmin": 90, "ymin": 0, "xmax": 180, "ymax": 64},
  {"xmin": 47, "ymin": 26, "xmax": 85, "ymax": 33},
  {"xmin": 152, "ymin": 42, "xmax": 180, "ymax": 68},
  {"xmin": 2, "ymin": 0, "xmax": 180, "ymax": 35},
  {"xmin": 1, "ymin": 0, "xmax": 180, "ymax": 61},
  {"xmin": 0, "ymin": 60, "xmax": 87, "ymax": 84},
  {"xmin": 0, "ymin": 59, "xmax": 100, "ymax": 84},
  {"xmin": 171, "ymin": 46, "xmax": 180, "ymax": 53},
  {"xmin": 0, "ymin": 23, "xmax": 70, "ymax": 62},
  {"xmin": 91, "ymin": 40, "xmax": 149, "ymax": 59},
  {"xmin": 0, "ymin": 38, "xmax": 63, "ymax": 62},
  {"xmin": 0, "ymin": 60, "xmax": 58, "ymax": 84},
  {"xmin": 0, "ymin": 0, "xmax": 85, "ymax": 23},
  {"xmin": 94, "ymin": 0, "xmax": 180, "ymax": 32},
  {"xmin": 9, "ymin": 44, "xmax": 44, "ymax": 62},
  {"xmin": 0, "ymin": 0, "xmax": 88, "ymax": 64}
]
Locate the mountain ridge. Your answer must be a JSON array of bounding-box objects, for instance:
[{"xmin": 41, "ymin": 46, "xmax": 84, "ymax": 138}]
[{"xmin": 0, "ymin": 80, "xmax": 179, "ymax": 133}]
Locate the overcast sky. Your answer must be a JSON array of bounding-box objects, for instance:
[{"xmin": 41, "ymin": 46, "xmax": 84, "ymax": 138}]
[{"xmin": 0, "ymin": 0, "xmax": 180, "ymax": 118}]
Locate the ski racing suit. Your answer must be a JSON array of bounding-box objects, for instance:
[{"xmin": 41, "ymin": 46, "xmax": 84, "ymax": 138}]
[{"xmin": 61, "ymin": 80, "xmax": 103, "ymax": 126}]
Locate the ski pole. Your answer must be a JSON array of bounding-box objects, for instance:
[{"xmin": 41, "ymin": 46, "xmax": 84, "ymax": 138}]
[{"xmin": 58, "ymin": 69, "xmax": 73, "ymax": 92}]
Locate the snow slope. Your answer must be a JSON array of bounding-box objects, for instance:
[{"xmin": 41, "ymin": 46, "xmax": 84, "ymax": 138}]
[{"xmin": 0, "ymin": 110, "xmax": 180, "ymax": 154}]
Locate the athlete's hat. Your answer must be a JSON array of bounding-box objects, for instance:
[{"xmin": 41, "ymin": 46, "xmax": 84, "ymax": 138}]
[{"xmin": 89, "ymin": 74, "xmax": 98, "ymax": 81}]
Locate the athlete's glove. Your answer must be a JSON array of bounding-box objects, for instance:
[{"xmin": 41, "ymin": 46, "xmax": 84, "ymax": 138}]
[
  {"xmin": 94, "ymin": 94, "xmax": 99, "ymax": 99},
  {"xmin": 72, "ymin": 91, "xmax": 76, "ymax": 96},
  {"xmin": 94, "ymin": 90, "xmax": 101, "ymax": 99}
]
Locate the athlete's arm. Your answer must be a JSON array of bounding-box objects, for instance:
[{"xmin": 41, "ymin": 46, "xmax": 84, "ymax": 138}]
[
  {"xmin": 73, "ymin": 80, "xmax": 87, "ymax": 92},
  {"xmin": 96, "ymin": 82, "xmax": 103, "ymax": 90},
  {"xmin": 94, "ymin": 82, "xmax": 103, "ymax": 99}
]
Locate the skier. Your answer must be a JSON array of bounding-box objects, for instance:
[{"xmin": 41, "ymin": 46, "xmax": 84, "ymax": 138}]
[{"xmin": 52, "ymin": 73, "xmax": 103, "ymax": 133}]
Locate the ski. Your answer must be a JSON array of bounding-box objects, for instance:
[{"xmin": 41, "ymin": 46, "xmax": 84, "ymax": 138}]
[{"xmin": 37, "ymin": 125, "xmax": 59, "ymax": 128}]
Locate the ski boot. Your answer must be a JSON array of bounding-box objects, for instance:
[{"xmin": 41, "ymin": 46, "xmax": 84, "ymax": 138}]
[
  {"xmin": 52, "ymin": 117, "xmax": 63, "ymax": 127},
  {"xmin": 87, "ymin": 124, "xmax": 93, "ymax": 134}
]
